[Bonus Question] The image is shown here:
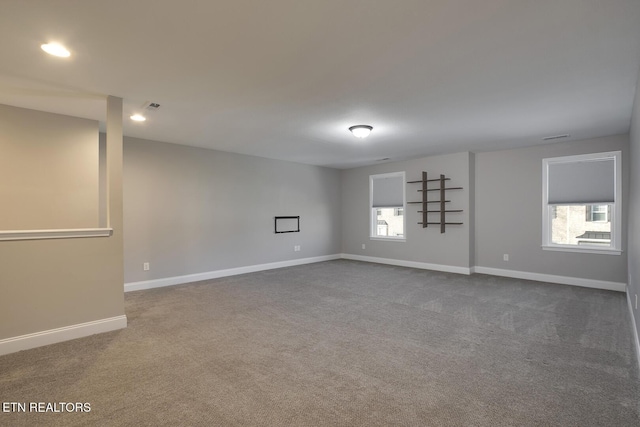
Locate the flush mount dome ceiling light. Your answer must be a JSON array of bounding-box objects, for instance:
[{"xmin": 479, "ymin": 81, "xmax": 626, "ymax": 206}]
[
  {"xmin": 349, "ymin": 125, "xmax": 373, "ymax": 139},
  {"xmin": 130, "ymin": 114, "xmax": 146, "ymax": 122},
  {"xmin": 40, "ymin": 42, "xmax": 71, "ymax": 58}
]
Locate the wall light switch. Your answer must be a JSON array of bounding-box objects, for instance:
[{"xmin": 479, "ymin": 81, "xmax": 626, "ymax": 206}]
[{"xmin": 362, "ymin": 244, "xmax": 366, "ymax": 250}]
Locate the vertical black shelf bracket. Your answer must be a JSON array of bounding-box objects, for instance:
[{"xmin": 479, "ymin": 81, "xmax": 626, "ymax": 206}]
[
  {"xmin": 422, "ymin": 171, "xmax": 428, "ymax": 228},
  {"xmin": 439, "ymin": 174, "xmax": 446, "ymax": 233}
]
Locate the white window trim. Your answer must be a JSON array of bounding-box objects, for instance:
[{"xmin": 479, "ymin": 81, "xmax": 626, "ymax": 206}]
[
  {"xmin": 541, "ymin": 151, "xmax": 622, "ymax": 255},
  {"xmin": 369, "ymin": 171, "xmax": 406, "ymax": 242}
]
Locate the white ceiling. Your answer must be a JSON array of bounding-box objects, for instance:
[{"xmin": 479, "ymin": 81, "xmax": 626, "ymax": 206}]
[{"xmin": 1, "ymin": 0, "xmax": 639, "ymax": 169}]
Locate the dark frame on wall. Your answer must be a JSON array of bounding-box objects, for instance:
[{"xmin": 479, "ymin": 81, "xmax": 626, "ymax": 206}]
[{"xmin": 275, "ymin": 216, "xmax": 300, "ymax": 234}]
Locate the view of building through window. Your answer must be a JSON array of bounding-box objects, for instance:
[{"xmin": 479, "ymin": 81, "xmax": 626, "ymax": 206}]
[
  {"xmin": 551, "ymin": 205, "xmax": 611, "ymax": 247},
  {"xmin": 374, "ymin": 208, "xmax": 404, "ymax": 238}
]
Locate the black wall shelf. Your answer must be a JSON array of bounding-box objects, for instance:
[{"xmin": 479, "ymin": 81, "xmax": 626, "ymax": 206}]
[{"xmin": 407, "ymin": 172, "xmax": 463, "ymax": 233}]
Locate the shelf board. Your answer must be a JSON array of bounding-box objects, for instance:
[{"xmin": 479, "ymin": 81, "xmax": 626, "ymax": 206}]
[
  {"xmin": 407, "ymin": 178, "xmax": 450, "ymax": 184},
  {"xmin": 417, "ymin": 187, "xmax": 463, "ymax": 192},
  {"xmin": 408, "ymin": 200, "xmax": 450, "ymax": 204}
]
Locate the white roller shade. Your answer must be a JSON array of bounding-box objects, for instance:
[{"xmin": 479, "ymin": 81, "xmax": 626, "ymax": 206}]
[
  {"xmin": 548, "ymin": 158, "xmax": 615, "ymax": 204},
  {"xmin": 372, "ymin": 175, "xmax": 404, "ymax": 208}
]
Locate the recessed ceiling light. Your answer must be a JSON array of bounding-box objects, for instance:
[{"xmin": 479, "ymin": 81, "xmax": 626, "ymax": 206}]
[
  {"xmin": 130, "ymin": 114, "xmax": 146, "ymax": 122},
  {"xmin": 40, "ymin": 42, "xmax": 70, "ymax": 58},
  {"xmin": 349, "ymin": 125, "xmax": 373, "ymax": 138}
]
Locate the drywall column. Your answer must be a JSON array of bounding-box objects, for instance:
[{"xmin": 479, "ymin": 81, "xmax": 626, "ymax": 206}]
[{"xmin": 106, "ymin": 95, "xmax": 124, "ymax": 284}]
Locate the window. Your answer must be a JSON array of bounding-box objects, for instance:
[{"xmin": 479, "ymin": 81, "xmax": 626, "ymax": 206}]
[
  {"xmin": 542, "ymin": 151, "xmax": 621, "ymax": 254},
  {"xmin": 587, "ymin": 205, "xmax": 609, "ymax": 222},
  {"xmin": 370, "ymin": 172, "xmax": 405, "ymax": 240}
]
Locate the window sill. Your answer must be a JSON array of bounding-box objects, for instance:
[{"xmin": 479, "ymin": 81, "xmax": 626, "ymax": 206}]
[
  {"xmin": 542, "ymin": 245, "xmax": 621, "ymax": 255},
  {"xmin": 370, "ymin": 237, "xmax": 406, "ymax": 243},
  {"xmin": 0, "ymin": 228, "xmax": 113, "ymax": 242}
]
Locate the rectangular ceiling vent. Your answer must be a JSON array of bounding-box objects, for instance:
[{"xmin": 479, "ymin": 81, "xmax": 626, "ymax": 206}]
[
  {"xmin": 141, "ymin": 101, "xmax": 160, "ymax": 111},
  {"xmin": 542, "ymin": 134, "xmax": 570, "ymax": 141}
]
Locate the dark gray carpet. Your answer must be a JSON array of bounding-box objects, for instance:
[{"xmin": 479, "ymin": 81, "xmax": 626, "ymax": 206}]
[{"xmin": 1, "ymin": 260, "xmax": 638, "ymax": 426}]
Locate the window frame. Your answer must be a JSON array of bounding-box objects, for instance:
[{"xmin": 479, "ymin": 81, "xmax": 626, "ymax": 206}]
[
  {"xmin": 587, "ymin": 205, "xmax": 609, "ymax": 223},
  {"xmin": 369, "ymin": 171, "xmax": 406, "ymax": 242},
  {"xmin": 541, "ymin": 151, "xmax": 621, "ymax": 255}
]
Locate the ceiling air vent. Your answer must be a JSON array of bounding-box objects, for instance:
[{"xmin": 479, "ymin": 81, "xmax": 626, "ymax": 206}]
[
  {"xmin": 542, "ymin": 134, "xmax": 569, "ymax": 141},
  {"xmin": 142, "ymin": 101, "xmax": 160, "ymax": 111}
]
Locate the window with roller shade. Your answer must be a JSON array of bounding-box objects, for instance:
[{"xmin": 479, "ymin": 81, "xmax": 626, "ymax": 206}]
[
  {"xmin": 542, "ymin": 151, "xmax": 621, "ymax": 254},
  {"xmin": 370, "ymin": 172, "xmax": 406, "ymax": 240}
]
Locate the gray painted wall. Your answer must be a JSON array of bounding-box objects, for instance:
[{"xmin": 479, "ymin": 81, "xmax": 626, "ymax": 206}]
[
  {"xmin": 0, "ymin": 104, "xmax": 99, "ymax": 230},
  {"xmin": 123, "ymin": 137, "xmax": 342, "ymax": 283},
  {"xmin": 0, "ymin": 102, "xmax": 124, "ymax": 340},
  {"xmin": 340, "ymin": 152, "xmax": 473, "ymax": 268},
  {"xmin": 628, "ymin": 67, "xmax": 640, "ymax": 342},
  {"xmin": 475, "ymin": 134, "xmax": 629, "ymax": 283}
]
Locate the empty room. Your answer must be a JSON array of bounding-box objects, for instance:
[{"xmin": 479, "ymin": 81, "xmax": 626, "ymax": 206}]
[{"xmin": 1, "ymin": 1, "xmax": 640, "ymax": 425}]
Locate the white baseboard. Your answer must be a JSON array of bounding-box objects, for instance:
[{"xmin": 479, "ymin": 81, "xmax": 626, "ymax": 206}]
[
  {"xmin": 0, "ymin": 315, "xmax": 127, "ymax": 356},
  {"xmin": 626, "ymin": 288, "xmax": 640, "ymax": 375},
  {"xmin": 473, "ymin": 266, "xmax": 626, "ymax": 292},
  {"xmin": 125, "ymin": 254, "xmax": 342, "ymax": 292},
  {"xmin": 340, "ymin": 253, "xmax": 472, "ymax": 275}
]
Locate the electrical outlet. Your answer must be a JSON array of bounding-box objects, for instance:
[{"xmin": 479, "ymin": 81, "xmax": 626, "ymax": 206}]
[
  {"xmin": 362, "ymin": 244, "xmax": 366, "ymax": 250},
  {"xmin": 503, "ymin": 254, "xmax": 509, "ymax": 261},
  {"xmin": 294, "ymin": 245, "xmax": 300, "ymax": 252},
  {"xmin": 143, "ymin": 262, "xmax": 150, "ymax": 271}
]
